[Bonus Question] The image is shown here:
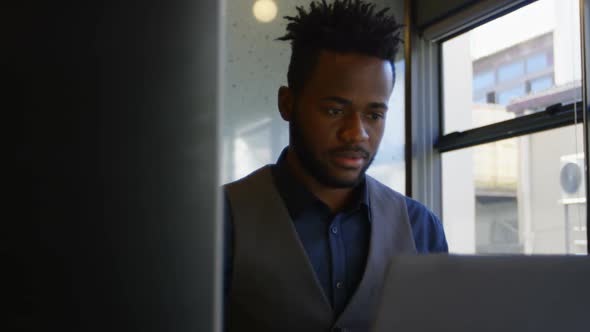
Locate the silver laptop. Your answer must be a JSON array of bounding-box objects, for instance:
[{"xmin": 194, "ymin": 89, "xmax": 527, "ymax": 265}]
[{"xmin": 372, "ymin": 255, "xmax": 590, "ymax": 332}]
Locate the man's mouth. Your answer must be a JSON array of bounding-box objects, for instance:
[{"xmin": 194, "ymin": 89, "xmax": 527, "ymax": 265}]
[{"xmin": 330, "ymin": 149, "xmax": 369, "ymax": 169}]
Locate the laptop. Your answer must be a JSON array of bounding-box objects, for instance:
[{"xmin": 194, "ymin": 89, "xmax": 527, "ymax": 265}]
[{"xmin": 372, "ymin": 254, "xmax": 590, "ymax": 332}]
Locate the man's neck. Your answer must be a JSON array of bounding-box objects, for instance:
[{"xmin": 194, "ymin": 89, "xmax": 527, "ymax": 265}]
[{"xmin": 285, "ymin": 147, "xmax": 359, "ymax": 213}]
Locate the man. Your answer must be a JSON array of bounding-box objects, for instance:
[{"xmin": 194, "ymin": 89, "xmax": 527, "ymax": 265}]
[{"xmin": 223, "ymin": 1, "xmax": 448, "ymax": 331}]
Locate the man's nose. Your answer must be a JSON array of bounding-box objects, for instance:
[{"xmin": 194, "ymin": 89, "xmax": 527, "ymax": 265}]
[{"xmin": 339, "ymin": 112, "xmax": 369, "ymax": 143}]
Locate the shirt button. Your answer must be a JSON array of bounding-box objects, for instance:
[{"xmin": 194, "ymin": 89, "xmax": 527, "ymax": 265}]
[
  {"xmin": 331, "ymin": 226, "xmax": 338, "ymax": 234},
  {"xmin": 336, "ymin": 281, "xmax": 344, "ymax": 289}
]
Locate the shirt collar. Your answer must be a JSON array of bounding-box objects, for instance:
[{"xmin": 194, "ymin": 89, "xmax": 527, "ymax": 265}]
[{"xmin": 271, "ymin": 147, "xmax": 371, "ymax": 220}]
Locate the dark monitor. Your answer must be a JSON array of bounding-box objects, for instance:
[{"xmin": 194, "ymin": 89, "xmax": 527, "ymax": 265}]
[{"xmin": 372, "ymin": 255, "xmax": 590, "ymax": 332}]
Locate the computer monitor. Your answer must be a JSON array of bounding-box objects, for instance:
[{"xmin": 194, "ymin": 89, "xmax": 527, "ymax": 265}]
[{"xmin": 372, "ymin": 255, "xmax": 590, "ymax": 332}]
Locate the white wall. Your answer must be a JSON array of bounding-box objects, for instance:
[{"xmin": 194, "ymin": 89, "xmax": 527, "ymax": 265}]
[
  {"xmin": 470, "ymin": 0, "xmax": 555, "ymax": 60},
  {"xmin": 553, "ymin": 0, "xmax": 581, "ymax": 85},
  {"xmin": 442, "ymin": 34, "xmax": 477, "ymax": 254}
]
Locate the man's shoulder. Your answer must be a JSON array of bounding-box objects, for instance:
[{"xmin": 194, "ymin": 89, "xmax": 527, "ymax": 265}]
[
  {"xmin": 397, "ymin": 193, "xmax": 448, "ymax": 253},
  {"xmin": 366, "ymin": 175, "xmax": 447, "ymax": 252},
  {"xmin": 223, "ymin": 165, "xmax": 274, "ymax": 190},
  {"xmin": 365, "ymin": 175, "xmax": 405, "ymax": 200},
  {"xmin": 222, "ymin": 165, "xmax": 277, "ymax": 219},
  {"xmin": 403, "ymin": 196, "xmax": 435, "ymax": 219},
  {"xmin": 365, "ymin": 175, "xmax": 437, "ymax": 221}
]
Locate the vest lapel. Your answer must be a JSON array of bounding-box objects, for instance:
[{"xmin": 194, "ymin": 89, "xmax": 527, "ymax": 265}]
[
  {"xmin": 259, "ymin": 167, "xmax": 334, "ymax": 311},
  {"xmin": 228, "ymin": 166, "xmax": 333, "ymax": 319},
  {"xmin": 334, "ymin": 176, "xmax": 417, "ymax": 329}
]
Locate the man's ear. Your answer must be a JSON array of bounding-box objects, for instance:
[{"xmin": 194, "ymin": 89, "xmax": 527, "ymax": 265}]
[{"xmin": 278, "ymin": 86, "xmax": 295, "ymax": 122}]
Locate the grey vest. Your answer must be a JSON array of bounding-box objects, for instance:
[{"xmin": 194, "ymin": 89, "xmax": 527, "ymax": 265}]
[{"xmin": 225, "ymin": 166, "xmax": 416, "ymax": 332}]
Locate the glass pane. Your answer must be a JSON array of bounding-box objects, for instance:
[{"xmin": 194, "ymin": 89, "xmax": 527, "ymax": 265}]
[
  {"xmin": 498, "ymin": 61, "xmax": 524, "ymax": 82},
  {"xmin": 442, "ymin": 124, "xmax": 587, "ymax": 255},
  {"xmin": 497, "ymin": 85, "xmax": 526, "ymax": 105},
  {"xmin": 473, "ymin": 71, "xmax": 495, "ymax": 91},
  {"xmin": 530, "ymin": 76, "xmax": 553, "ymax": 93},
  {"xmin": 526, "ymin": 52, "xmax": 549, "ymax": 73},
  {"xmin": 222, "ymin": 0, "xmax": 407, "ymax": 192},
  {"xmin": 442, "ymin": 0, "xmax": 582, "ymax": 134},
  {"xmin": 474, "ymin": 95, "xmax": 487, "ymax": 104}
]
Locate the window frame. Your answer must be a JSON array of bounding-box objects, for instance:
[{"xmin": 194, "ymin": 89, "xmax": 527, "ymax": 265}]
[{"xmin": 407, "ymin": 0, "xmax": 589, "ymax": 254}]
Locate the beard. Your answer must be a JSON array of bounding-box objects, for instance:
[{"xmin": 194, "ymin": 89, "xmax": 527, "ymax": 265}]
[{"xmin": 290, "ymin": 111, "xmax": 374, "ymax": 189}]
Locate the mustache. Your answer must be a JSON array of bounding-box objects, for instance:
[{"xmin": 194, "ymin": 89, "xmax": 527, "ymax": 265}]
[{"xmin": 329, "ymin": 146, "xmax": 370, "ymax": 159}]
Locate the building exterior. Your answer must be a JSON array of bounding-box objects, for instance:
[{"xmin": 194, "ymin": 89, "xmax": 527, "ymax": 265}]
[{"xmin": 443, "ymin": 0, "xmax": 587, "ymax": 254}]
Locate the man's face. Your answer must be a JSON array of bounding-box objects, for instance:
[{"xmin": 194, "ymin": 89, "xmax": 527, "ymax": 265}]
[{"xmin": 284, "ymin": 50, "xmax": 394, "ymax": 188}]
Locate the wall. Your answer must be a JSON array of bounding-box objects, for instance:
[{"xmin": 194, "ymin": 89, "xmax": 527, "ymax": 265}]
[{"xmin": 442, "ymin": 33, "xmax": 477, "ymax": 253}]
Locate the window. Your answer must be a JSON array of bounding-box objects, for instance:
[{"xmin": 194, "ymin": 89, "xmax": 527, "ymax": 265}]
[
  {"xmin": 526, "ymin": 53, "xmax": 550, "ymax": 73},
  {"xmin": 439, "ymin": 0, "xmax": 585, "ymax": 255},
  {"xmin": 443, "ymin": 126, "xmax": 586, "ymax": 254},
  {"xmin": 497, "ymin": 85, "xmax": 526, "ymax": 105},
  {"xmin": 529, "ymin": 76, "xmax": 553, "ymax": 93},
  {"xmin": 498, "ymin": 61, "xmax": 525, "ymax": 82},
  {"xmin": 474, "ymin": 95, "xmax": 487, "ymax": 104},
  {"xmin": 473, "ymin": 71, "xmax": 495, "ymax": 91}
]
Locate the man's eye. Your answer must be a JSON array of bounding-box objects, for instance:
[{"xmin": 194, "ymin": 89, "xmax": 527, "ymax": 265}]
[
  {"xmin": 327, "ymin": 108, "xmax": 343, "ymax": 116},
  {"xmin": 368, "ymin": 112, "xmax": 384, "ymax": 120}
]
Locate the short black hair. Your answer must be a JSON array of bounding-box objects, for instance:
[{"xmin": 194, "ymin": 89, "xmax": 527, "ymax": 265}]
[{"xmin": 278, "ymin": 0, "xmax": 403, "ymax": 93}]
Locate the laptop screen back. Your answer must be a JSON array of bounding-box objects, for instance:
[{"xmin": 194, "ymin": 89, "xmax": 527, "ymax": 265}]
[{"xmin": 372, "ymin": 255, "xmax": 590, "ymax": 332}]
